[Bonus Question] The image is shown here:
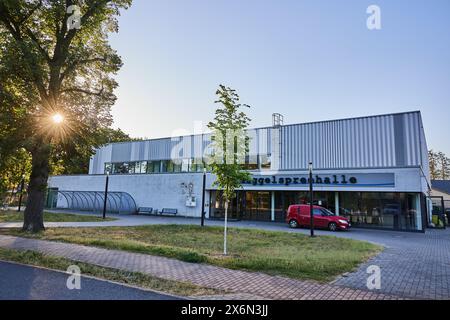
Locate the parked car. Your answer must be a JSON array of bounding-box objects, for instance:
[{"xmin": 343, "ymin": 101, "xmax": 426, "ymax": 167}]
[{"xmin": 286, "ymin": 204, "xmax": 351, "ymax": 231}]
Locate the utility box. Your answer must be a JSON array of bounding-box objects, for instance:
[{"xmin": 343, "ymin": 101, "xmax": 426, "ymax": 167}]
[{"xmin": 186, "ymin": 196, "xmax": 197, "ymax": 207}]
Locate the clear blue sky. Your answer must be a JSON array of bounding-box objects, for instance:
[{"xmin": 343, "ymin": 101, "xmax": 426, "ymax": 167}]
[{"xmin": 108, "ymin": 0, "xmax": 450, "ymax": 154}]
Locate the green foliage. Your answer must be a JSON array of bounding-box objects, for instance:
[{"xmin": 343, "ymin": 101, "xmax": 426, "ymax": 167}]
[
  {"xmin": 0, "ymin": 148, "xmax": 31, "ymax": 199},
  {"xmin": 0, "ymin": 1, "xmax": 133, "ymax": 229},
  {"xmin": 0, "ymin": 0, "xmax": 133, "ymax": 150},
  {"xmin": 429, "ymin": 150, "xmax": 450, "ymax": 180},
  {"xmin": 207, "ymin": 85, "xmax": 252, "ymax": 202},
  {"xmin": 50, "ymin": 126, "xmax": 134, "ymax": 175}
]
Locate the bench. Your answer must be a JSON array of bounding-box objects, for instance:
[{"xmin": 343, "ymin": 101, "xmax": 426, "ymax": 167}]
[
  {"xmin": 160, "ymin": 208, "xmax": 178, "ymax": 215},
  {"xmin": 137, "ymin": 207, "xmax": 153, "ymax": 215}
]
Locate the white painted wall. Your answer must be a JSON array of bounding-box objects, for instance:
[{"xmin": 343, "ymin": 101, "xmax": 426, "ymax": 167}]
[
  {"xmin": 431, "ymin": 189, "xmax": 450, "ymax": 201},
  {"xmin": 48, "ymin": 173, "xmax": 213, "ymax": 218}
]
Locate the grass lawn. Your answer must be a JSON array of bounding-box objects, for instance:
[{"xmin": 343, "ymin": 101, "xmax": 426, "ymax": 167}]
[
  {"xmin": 0, "ymin": 247, "xmax": 221, "ymax": 297},
  {"xmin": 0, "ymin": 225, "xmax": 382, "ymax": 282},
  {"xmin": 0, "ymin": 210, "xmax": 116, "ymax": 223}
]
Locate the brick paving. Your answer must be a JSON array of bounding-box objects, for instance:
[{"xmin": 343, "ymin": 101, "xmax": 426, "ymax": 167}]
[
  {"xmin": 333, "ymin": 229, "xmax": 450, "ymax": 300},
  {"xmin": 0, "ymin": 235, "xmax": 400, "ymax": 300}
]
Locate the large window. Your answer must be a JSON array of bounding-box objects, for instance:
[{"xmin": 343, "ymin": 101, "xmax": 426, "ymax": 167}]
[
  {"xmin": 273, "ymin": 191, "xmax": 336, "ymax": 222},
  {"xmin": 161, "ymin": 160, "xmax": 168, "ymax": 173},
  {"xmin": 118, "ymin": 162, "xmax": 129, "ymax": 174},
  {"xmin": 105, "ymin": 158, "xmax": 205, "ymax": 174},
  {"xmin": 104, "ymin": 154, "xmax": 270, "ymax": 175},
  {"xmin": 210, "ymin": 191, "xmax": 271, "ymax": 221},
  {"xmin": 209, "ymin": 190, "xmax": 422, "ymax": 230},
  {"xmin": 173, "ymin": 160, "xmax": 182, "ymax": 172},
  {"xmin": 241, "ymin": 155, "xmax": 258, "ymax": 170},
  {"xmin": 166, "ymin": 160, "xmax": 174, "ymax": 173},
  {"xmin": 260, "ymin": 154, "xmax": 271, "ymax": 169},
  {"xmin": 210, "ymin": 190, "xmax": 245, "ymax": 220},
  {"xmin": 152, "ymin": 161, "xmax": 161, "ymax": 173},
  {"xmin": 181, "ymin": 159, "xmax": 189, "ymax": 172},
  {"xmin": 139, "ymin": 161, "xmax": 147, "ymax": 173},
  {"xmin": 104, "ymin": 163, "xmax": 112, "ymax": 174},
  {"xmin": 192, "ymin": 158, "xmax": 205, "ymax": 172},
  {"xmin": 249, "ymin": 191, "xmax": 271, "ymax": 221},
  {"xmin": 339, "ymin": 192, "xmax": 421, "ymax": 231},
  {"xmin": 146, "ymin": 161, "xmax": 154, "ymax": 173}
]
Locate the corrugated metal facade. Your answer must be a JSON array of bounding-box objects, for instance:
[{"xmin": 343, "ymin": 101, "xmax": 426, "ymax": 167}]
[
  {"xmin": 89, "ymin": 111, "xmax": 428, "ymax": 174},
  {"xmin": 280, "ymin": 112, "xmax": 427, "ymax": 170}
]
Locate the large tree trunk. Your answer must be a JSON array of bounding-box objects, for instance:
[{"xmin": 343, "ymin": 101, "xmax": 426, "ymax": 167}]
[{"xmin": 22, "ymin": 145, "xmax": 51, "ymax": 232}]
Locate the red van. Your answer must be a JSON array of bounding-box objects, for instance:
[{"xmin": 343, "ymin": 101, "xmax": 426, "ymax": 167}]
[{"xmin": 286, "ymin": 204, "xmax": 350, "ymax": 231}]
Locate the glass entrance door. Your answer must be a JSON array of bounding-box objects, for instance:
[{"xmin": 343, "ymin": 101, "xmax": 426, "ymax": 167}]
[
  {"xmin": 209, "ymin": 190, "xmax": 245, "ymax": 220},
  {"xmin": 241, "ymin": 191, "xmax": 271, "ymax": 221},
  {"xmin": 209, "ymin": 190, "xmax": 272, "ymax": 221}
]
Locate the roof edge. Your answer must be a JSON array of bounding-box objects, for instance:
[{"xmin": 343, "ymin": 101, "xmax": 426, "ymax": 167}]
[{"xmin": 103, "ymin": 110, "xmax": 422, "ymax": 147}]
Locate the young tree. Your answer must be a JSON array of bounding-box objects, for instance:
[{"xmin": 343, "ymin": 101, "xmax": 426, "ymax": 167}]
[
  {"xmin": 0, "ymin": 0, "xmax": 132, "ymax": 232},
  {"xmin": 207, "ymin": 85, "xmax": 251, "ymax": 255}
]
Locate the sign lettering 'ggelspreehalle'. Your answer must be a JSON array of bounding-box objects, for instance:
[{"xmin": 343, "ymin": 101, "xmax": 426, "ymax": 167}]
[{"xmin": 245, "ymin": 175, "xmax": 358, "ymax": 186}]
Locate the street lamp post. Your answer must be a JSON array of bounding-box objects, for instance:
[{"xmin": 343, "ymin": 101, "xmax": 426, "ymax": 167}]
[
  {"xmin": 103, "ymin": 171, "xmax": 110, "ymax": 219},
  {"xmin": 201, "ymin": 168, "xmax": 207, "ymax": 227},
  {"xmin": 309, "ymin": 161, "xmax": 315, "ymax": 237},
  {"xmin": 17, "ymin": 175, "xmax": 25, "ymax": 212}
]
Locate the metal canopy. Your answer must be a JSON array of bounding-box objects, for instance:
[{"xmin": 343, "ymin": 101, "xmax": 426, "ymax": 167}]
[{"xmin": 52, "ymin": 190, "xmax": 137, "ymax": 214}]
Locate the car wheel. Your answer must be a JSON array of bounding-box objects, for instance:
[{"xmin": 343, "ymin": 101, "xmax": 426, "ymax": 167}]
[
  {"xmin": 289, "ymin": 219, "xmax": 298, "ymax": 228},
  {"xmin": 328, "ymin": 222, "xmax": 337, "ymax": 231}
]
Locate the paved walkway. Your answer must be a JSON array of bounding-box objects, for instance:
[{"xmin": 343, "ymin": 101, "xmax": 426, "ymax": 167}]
[
  {"xmin": 0, "ymin": 235, "xmax": 399, "ymax": 300},
  {"xmin": 333, "ymin": 229, "xmax": 450, "ymax": 299}
]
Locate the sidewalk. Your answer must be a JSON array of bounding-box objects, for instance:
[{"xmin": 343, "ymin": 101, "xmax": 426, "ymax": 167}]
[{"xmin": 0, "ymin": 235, "xmax": 400, "ymax": 300}]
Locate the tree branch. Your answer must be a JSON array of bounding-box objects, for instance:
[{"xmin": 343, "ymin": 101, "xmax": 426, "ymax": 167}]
[
  {"xmin": 17, "ymin": 0, "xmax": 43, "ymax": 25},
  {"xmin": 0, "ymin": 1, "xmax": 50, "ymax": 62},
  {"xmin": 0, "ymin": 1, "xmax": 48, "ymax": 98},
  {"xmin": 60, "ymin": 87, "xmax": 105, "ymax": 97},
  {"xmin": 24, "ymin": 27, "xmax": 51, "ymax": 62},
  {"xmin": 56, "ymin": 0, "xmax": 112, "ymax": 61},
  {"xmin": 59, "ymin": 56, "xmax": 107, "ymax": 82},
  {"xmin": 50, "ymin": 0, "xmax": 112, "ymax": 98}
]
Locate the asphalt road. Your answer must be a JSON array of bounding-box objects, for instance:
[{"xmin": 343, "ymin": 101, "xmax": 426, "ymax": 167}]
[{"xmin": 0, "ymin": 260, "xmax": 182, "ymax": 300}]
